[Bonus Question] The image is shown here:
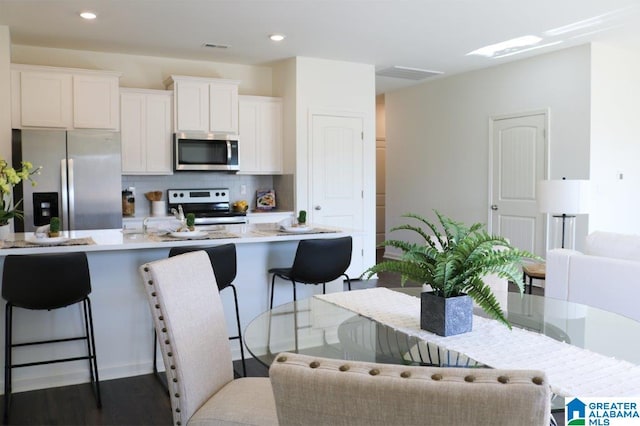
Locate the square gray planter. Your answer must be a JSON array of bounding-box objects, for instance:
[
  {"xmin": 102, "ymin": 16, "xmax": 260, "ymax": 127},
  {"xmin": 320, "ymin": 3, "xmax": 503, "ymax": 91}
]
[{"xmin": 420, "ymin": 291, "xmax": 473, "ymax": 336}]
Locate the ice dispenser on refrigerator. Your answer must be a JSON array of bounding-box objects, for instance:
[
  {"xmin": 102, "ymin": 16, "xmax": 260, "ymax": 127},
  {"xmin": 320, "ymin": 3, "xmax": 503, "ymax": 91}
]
[{"xmin": 32, "ymin": 192, "xmax": 59, "ymax": 227}]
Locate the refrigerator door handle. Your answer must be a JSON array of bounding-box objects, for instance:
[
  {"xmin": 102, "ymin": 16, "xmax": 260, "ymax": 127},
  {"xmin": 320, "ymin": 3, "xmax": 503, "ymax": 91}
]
[
  {"xmin": 61, "ymin": 159, "xmax": 69, "ymax": 231},
  {"xmin": 67, "ymin": 158, "xmax": 75, "ymax": 231}
]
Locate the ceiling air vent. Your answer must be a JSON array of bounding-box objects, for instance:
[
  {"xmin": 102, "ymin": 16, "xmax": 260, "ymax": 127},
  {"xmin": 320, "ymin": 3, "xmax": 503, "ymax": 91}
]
[
  {"xmin": 203, "ymin": 43, "xmax": 230, "ymax": 49},
  {"xmin": 376, "ymin": 66, "xmax": 443, "ymax": 80}
]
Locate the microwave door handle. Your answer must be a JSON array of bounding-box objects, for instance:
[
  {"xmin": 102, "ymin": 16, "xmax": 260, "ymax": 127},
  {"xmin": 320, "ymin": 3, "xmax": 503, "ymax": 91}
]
[{"xmin": 227, "ymin": 140, "xmax": 232, "ymax": 161}]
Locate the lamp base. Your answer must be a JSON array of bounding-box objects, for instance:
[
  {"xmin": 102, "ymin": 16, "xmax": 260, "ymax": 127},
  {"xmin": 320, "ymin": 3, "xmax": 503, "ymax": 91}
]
[{"xmin": 550, "ymin": 214, "xmax": 576, "ymax": 250}]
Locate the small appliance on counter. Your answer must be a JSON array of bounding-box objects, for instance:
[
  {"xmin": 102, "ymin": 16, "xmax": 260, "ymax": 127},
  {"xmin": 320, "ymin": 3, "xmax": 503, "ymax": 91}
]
[
  {"xmin": 167, "ymin": 188, "xmax": 247, "ymax": 225},
  {"xmin": 122, "ymin": 188, "xmax": 135, "ymax": 217}
]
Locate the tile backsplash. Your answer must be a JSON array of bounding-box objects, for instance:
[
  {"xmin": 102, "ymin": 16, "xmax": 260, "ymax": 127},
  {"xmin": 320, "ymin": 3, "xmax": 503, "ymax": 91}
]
[{"xmin": 121, "ymin": 173, "xmax": 293, "ymax": 217}]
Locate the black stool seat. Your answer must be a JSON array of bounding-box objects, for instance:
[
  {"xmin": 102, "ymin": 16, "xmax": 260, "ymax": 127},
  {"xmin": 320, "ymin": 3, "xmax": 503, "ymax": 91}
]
[
  {"xmin": 151, "ymin": 244, "xmax": 247, "ymax": 381},
  {"xmin": 269, "ymin": 236, "xmax": 353, "ymax": 308},
  {"xmin": 2, "ymin": 252, "xmax": 101, "ymax": 423}
]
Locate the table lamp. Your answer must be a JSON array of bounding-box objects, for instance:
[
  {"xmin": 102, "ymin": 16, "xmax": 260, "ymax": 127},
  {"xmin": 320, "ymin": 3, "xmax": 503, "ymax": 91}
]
[{"xmin": 537, "ymin": 178, "xmax": 590, "ymax": 249}]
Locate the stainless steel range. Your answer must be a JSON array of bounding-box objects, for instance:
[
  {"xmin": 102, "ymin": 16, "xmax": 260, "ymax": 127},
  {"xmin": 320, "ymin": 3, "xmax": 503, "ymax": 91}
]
[{"xmin": 167, "ymin": 188, "xmax": 247, "ymax": 225}]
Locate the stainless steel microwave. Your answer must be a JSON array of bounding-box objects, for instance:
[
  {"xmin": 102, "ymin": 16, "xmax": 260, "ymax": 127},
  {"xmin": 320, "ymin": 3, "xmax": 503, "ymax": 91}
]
[{"xmin": 174, "ymin": 132, "xmax": 239, "ymax": 172}]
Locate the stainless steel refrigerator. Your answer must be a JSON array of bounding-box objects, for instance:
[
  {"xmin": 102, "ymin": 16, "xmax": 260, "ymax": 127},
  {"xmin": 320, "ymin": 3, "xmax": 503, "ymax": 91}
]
[{"xmin": 12, "ymin": 129, "xmax": 123, "ymax": 232}]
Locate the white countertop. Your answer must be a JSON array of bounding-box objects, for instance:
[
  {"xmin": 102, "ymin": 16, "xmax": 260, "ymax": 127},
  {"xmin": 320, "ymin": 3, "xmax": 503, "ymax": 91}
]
[{"xmin": 0, "ymin": 224, "xmax": 355, "ymax": 256}]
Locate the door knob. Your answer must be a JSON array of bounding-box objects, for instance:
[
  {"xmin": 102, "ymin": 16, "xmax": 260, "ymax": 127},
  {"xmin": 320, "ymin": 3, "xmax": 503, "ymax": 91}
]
[
  {"xmin": 315, "ymin": 205, "xmax": 322, "ymax": 210},
  {"xmin": 491, "ymin": 204, "xmax": 498, "ymax": 211}
]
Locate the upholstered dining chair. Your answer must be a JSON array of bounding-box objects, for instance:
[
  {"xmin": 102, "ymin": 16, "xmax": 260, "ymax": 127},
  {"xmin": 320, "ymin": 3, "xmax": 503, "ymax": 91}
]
[
  {"xmin": 140, "ymin": 251, "xmax": 278, "ymax": 426},
  {"xmin": 269, "ymin": 352, "xmax": 551, "ymax": 426},
  {"xmin": 154, "ymin": 244, "xmax": 247, "ymax": 377},
  {"xmin": 269, "ymin": 236, "xmax": 352, "ymax": 308}
]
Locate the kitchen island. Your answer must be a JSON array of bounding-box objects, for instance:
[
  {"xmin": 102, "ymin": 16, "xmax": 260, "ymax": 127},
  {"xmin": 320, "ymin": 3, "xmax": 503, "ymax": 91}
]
[{"xmin": 0, "ymin": 226, "xmax": 359, "ymax": 393}]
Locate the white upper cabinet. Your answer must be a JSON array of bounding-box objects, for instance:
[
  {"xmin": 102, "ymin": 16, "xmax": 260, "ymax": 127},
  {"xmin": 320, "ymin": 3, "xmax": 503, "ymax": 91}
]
[
  {"xmin": 121, "ymin": 89, "xmax": 173, "ymax": 175},
  {"xmin": 238, "ymin": 96, "xmax": 283, "ymax": 174},
  {"xmin": 18, "ymin": 70, "xmax": 73, "ymax": 128},
  {"xmin": 11, "ymin": 64, "xmax": 121, "ymax": 130},
  {"xmin": 209, "ymin": 82, "xmax": 238, "ymax": 133},
  {"xmin": 173, "ymin": 79, "xmax": 209, "ymax": 132},
  {"xmin": 73, "ymin": 74, "xmax": 120, "ymax": 129},
  {"xmin": 166, "ymin": 75, "xmax": 240, "ymax": 134}
]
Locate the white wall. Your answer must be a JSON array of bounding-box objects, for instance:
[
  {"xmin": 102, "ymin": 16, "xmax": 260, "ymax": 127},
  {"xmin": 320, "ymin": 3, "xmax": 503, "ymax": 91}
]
[
  {"xmin": 0, "ymin": 27, "xmax": 11, "ymax": 162},
  {"xmin": 271, "ymin": 58, "xmax": 297, "ymax": 175},
  {"xmin": 385, "ymin": 45, "xmax": 592, "ymax": 251},
  {"xmin": 11, "ymin": 44, "xmax": 273, "ymax": 94},
  {"xmin": 272, "ymin": 57, "xmax": 377, "ymax": 274},
  {"xmin": 590, "ymin": 41, "xmax": 640, "ymax": 234}
]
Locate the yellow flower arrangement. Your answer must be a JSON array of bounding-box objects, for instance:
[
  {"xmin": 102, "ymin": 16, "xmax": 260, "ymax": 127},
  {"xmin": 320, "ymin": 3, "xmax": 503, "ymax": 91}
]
[{"xmin": 0, "ymin": 159, "xmax": 40, "ymax": 226}]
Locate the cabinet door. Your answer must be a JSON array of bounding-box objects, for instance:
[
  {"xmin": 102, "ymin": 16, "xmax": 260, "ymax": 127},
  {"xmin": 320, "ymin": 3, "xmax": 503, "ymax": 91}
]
[
  {"xmin": 238, "ymin": 100, "xmax": 260, "ymax": 173},
  {"xmin": 238, "ymin": 96, "xmax": 283, "ymax": 174},
  {"xmin": 73, "ymin": 74, "xmax": 119, "ymax": 129},
  {"xmin": 120, "ymin": 92, "xmax": 146, "ymax": 173},
  {"xmin": 260, "ymin": 100, "xmax": 283, "ymax": 174},
  {"xmin": 175, "ymin": 80, "xmax": 208, "ymax": 132},
  {"xmin": 145, "ymin": 93, "xmax": 173, "ymax": 174},
  {"xmin": 209, "ymin": 83, "xmax": 238, "ymax": 133},
  {"xmin": 20, "ymin": 71, "xmax": 73, "ymax": 128},
  {"xmin": 121, "ymin": 91, "xmax": 173, "ymax": 175}
]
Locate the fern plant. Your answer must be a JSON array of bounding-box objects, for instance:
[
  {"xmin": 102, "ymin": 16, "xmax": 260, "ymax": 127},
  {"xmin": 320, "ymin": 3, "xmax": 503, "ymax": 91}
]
[{"xmin": 363, "ymin": 211, "xmax": 539, "ymax": 328}]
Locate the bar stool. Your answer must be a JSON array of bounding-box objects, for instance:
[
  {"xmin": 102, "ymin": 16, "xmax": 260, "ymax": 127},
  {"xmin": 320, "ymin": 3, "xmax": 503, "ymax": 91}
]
[
  {"xmin": 152, "ymin": 243, "xmax": 247, "ymax": 379},
  {"xmin": 2, "ymin": 252, "xmax": 101, "ymax": 423},
  {"xmin": 269, "ymin": 236, "xmax": 353, "ymax": 308}
]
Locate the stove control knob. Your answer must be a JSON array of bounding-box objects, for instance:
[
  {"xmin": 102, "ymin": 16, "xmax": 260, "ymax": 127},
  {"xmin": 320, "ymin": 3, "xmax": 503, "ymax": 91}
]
[{"xmin": 221, "ymin": 191, "xmax": 226, "ymax": 196}]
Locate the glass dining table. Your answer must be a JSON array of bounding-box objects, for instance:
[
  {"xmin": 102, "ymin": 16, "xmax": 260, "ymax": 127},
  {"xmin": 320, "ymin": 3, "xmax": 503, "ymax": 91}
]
[{"xmin": 244, "ymin": 287, "xmax": 640, "ymax": 372}]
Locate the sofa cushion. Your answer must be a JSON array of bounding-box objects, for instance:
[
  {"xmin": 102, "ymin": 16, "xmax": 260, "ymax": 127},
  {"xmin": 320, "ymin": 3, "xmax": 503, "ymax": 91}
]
[{"xmin": 584, "ymin": 231, "xmax": 640, "ymax": 262}]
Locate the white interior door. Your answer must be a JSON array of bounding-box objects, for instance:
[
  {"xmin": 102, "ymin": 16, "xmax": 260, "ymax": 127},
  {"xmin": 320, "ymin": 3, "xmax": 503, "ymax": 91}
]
[
  {"xmin": 311, "ymin": 114, "xmax": 364, "ymax": 274},
  {"xmin": 490, "ymin": 113, "xmax": 547, "ymax": 257}
]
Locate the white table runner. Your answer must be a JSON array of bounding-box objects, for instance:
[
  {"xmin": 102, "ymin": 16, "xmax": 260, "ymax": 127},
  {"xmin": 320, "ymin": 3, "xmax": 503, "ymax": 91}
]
[{"xmin": 316, "ymin": 287, "xmax": 640, "ymax": 397}]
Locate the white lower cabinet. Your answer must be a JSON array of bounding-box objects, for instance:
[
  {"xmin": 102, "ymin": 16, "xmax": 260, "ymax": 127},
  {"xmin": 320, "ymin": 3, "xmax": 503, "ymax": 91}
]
[
  {"xmin": 238, "ymin": 96, "xmax": 283, "ymax": 174},
  {"xmin": 121, "ymin": 89, "xmax": 173, "ymax": 175}
]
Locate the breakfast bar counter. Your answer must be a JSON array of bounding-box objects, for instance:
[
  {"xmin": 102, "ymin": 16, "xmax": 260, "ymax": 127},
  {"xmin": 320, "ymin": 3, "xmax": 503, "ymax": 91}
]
[{"xmin": 0, "ymin": 226, "xmax": 359, "ymax": 393}]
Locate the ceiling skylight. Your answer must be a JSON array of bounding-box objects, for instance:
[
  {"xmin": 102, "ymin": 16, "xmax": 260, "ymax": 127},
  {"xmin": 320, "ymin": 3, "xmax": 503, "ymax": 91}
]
[
  {"xmin": 467, "ymin": 35, "xmax": 542, "ymax": 58},
  {"xmin": 492, "ymin": 41, "xmax": 563, "ymax": 58}
]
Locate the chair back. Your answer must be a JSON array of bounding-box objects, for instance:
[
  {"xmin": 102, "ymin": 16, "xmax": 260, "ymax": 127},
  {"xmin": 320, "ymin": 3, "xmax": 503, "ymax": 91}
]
[
  {"xmin": 168, "ymin": 243, "xmax": 237, "ymax": 290},
  {"xmin": 140, "ymin": 251, "xmax": 233, "ymax": 425},
  {"xmin": 270, "ymin": 352, "xmax": 551, "ymax": 426},
  {"xmin": 291, "ymin": 237, "xmax": 352, "ymax": 284},
  {"xmin": 2, "ymin": 252, "xmax": 91, "ymax": 309}
]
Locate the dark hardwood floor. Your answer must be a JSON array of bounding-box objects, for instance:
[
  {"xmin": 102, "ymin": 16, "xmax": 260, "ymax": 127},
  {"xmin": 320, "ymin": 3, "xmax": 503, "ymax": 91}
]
[
  {"xmin": 1, "ymin": 359, "xmax": 266, "ymax": 425},
  {"xmin": 2, "ymin": 276, "xmax": 561, "ymax": 426}
]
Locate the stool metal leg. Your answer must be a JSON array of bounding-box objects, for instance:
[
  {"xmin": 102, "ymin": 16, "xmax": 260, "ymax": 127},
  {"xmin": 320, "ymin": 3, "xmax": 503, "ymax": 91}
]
[
  {"xmin": 344, "ymin": 274, "xmax": 352, "ymax": 291},
  {"xmin": 83, "ymin": 298, "xmax": 102, "ymax": 408},
  {"xmin": 4, "ymin": 303, "xmax": 13, "ymax": 424},
  {"xmin": 270, "ymin": 274, "xmax": 277, "ymax": 309},
  {"xmin": 228, "ymin": 285, "xmax": 247, "ymax": 377}
]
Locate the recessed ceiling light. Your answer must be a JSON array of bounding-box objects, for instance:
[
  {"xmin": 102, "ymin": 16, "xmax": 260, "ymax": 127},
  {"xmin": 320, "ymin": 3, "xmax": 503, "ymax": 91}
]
[
  {"xmin": 269, "ymin": 34, "xmax": 286, "ymax": 42},
  {"xmin": 80, "ymin": 11, "xmax": 97, "ymax": 20},
  {"xmin": 467, "ymin": 35, "xmax": 542, "ymax": 58}
]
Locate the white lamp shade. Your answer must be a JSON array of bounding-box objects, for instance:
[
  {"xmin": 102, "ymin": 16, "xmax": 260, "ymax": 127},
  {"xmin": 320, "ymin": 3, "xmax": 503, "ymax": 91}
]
[{"xmin": 537, "ymin": 179, "xmax": 590, "ymax": 214}]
